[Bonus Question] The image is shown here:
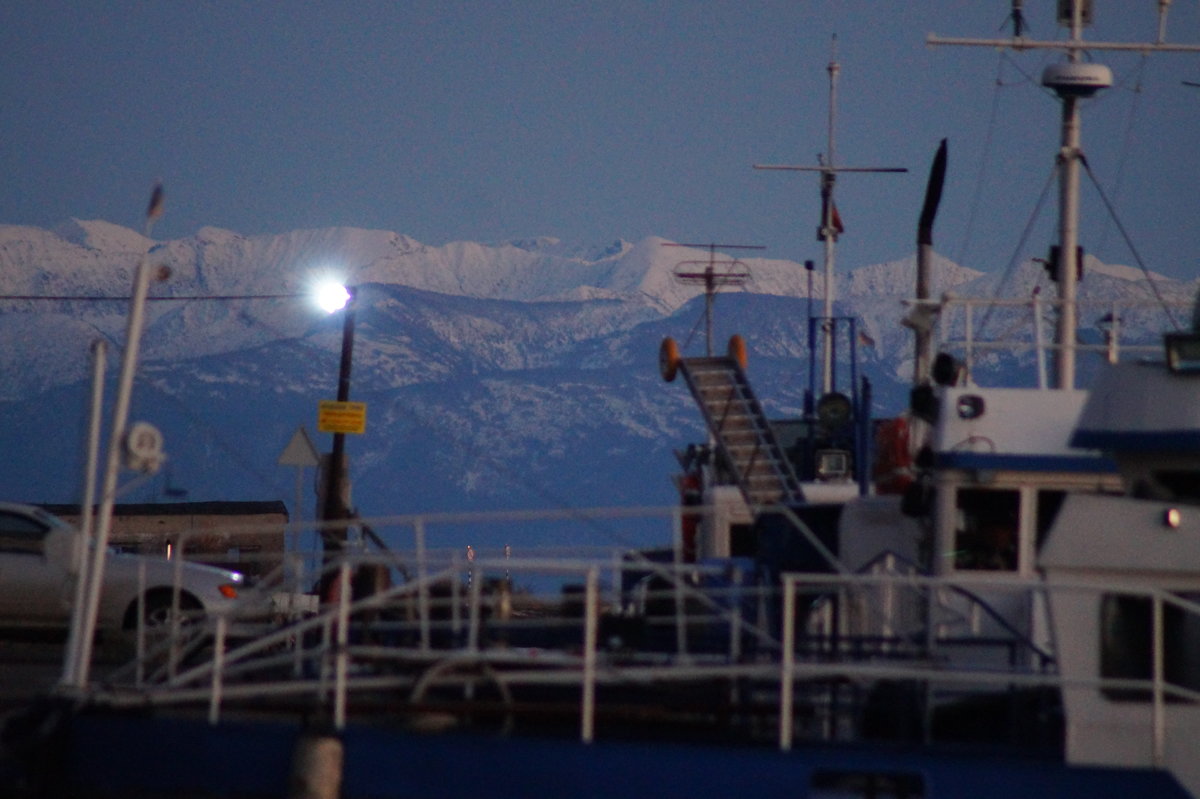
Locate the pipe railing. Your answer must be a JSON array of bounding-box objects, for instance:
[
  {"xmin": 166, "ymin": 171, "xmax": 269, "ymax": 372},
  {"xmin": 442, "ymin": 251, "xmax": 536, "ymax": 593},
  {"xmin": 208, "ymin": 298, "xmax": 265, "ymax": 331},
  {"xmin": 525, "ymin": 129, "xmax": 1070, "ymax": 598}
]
[{"xmin": 67, "ymin": 506, "xmax": 1200, "ymax": 767}]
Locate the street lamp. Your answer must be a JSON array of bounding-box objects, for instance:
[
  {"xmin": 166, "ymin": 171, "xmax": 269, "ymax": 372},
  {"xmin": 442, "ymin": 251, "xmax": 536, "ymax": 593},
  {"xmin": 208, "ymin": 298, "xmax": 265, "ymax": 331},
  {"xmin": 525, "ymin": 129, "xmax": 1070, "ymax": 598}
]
[{"xmin": 319, "ymin": 283, "xmax": 356, "ymax": 564}]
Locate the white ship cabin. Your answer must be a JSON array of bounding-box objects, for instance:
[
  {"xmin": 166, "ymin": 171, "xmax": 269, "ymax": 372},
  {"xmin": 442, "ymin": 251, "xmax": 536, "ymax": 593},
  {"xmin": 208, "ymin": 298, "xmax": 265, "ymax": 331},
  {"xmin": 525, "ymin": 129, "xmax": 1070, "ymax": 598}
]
[
  {"xmin": 1037, "ymin": 339, "xmax": 1200, "ymax": 790},
  {"xmin": 925, "ymin": 386, "xmax": 1123, "ymax": 580}
]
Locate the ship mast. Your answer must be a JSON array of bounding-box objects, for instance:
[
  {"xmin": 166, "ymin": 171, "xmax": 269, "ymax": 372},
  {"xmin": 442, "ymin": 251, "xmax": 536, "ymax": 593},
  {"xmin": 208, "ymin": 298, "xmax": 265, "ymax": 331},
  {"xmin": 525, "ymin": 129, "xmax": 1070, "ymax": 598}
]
[
  {"xmin": 929, "ymin": 0, "xmax": 1200, "ymax": 389},
  {"xmin": 756, "ymin": 37, "xmax": 906, "ymax": 395}
]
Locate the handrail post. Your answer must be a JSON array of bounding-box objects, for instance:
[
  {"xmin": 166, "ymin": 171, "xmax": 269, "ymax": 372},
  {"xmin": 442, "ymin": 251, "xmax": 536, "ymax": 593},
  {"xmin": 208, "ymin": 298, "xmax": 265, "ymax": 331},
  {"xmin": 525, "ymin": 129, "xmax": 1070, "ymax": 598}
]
[
  {"xmin": 208, "ymin": 614, "xmax": 227, "ymax": 725},
  {"xmin": 415, "ymin": 519, "xmax": 430, "ymax": 651},
  {"xmin": 779, "ymin": 574, "xmax": 796, "ymax": 750},
  {"xmin": 672, "ymin": 508, "xmax": 688, "ymax": 658},
  {"xmin": 1033, "ymin": 293, "xmax": 1047, "ymax": 389},
  {"xmin": 582, "ymin": 566, "xmax": 599, "ymax": 743},
  {"xmin": 1152, "ymin": 592, "xmax": 1165, "ymax": 767},
  {"xmin": 334, "ymin": 559, "xmax": 351, "ymax": 730},
  {"xmin": 468, "ymin": 555, "xmax": 483, "ymax": 652}
]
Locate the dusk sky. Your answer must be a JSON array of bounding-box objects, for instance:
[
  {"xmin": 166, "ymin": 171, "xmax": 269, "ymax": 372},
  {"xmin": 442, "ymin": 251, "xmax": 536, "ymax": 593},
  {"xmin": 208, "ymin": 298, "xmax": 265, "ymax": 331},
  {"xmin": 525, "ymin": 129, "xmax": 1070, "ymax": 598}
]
[{"xmin": 3, "ymin": 2, "xmax": 1199, "ymax": 280}]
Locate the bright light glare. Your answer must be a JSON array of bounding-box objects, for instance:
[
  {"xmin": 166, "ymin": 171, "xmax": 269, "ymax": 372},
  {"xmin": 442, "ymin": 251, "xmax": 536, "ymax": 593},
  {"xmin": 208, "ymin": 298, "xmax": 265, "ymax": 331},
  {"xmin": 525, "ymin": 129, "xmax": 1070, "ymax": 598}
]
[{"xmin": 315, "ymin": 281, "xmax": 351, "ymax": 313}]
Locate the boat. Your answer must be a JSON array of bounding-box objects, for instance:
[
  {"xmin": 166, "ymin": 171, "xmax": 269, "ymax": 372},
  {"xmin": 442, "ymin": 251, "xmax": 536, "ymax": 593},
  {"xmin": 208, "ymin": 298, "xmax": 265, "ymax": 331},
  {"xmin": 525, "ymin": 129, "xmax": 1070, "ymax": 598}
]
[{"xmin": 6, "ymin": 3, "xmax": 1200, "ymax": 797}]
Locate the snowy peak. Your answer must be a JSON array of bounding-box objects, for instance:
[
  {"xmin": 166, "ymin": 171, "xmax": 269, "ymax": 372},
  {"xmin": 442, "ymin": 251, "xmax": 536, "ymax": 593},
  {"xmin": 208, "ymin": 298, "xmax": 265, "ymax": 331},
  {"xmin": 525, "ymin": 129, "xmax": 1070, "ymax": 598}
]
[
  {"xmin": 51, "ymin": 218, "xmax": 154, "ymax": 252},
  {"xmin": 843, "ymin": 254, "xmax": 984, "ymax": 297}
]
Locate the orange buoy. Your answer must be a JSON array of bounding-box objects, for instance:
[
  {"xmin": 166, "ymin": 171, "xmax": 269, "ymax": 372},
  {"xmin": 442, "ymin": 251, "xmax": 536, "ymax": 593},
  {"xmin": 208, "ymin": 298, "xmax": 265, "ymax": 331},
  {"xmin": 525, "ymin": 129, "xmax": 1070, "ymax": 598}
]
[
  {"xmin": 659, "ymin": 337, "xmax": 681, "ymax": 382},
  {"xmin": 727, "ymin": 334, "xmax": 748, "ymax": 369}
]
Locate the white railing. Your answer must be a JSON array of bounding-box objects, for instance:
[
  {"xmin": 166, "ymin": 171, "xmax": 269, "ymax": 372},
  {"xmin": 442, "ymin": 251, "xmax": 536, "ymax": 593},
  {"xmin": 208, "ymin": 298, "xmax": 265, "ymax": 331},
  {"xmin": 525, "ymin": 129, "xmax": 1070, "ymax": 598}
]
[
  {"xmin": 908, "ymin": 295, "xmax": 1190, "ymax": 386},
  {"xmin": 70, "ymin": 506, "xmax": 1200, "ymax": 773},
  {"xmin": 780, "ymin": 571, "xmax": 1200, "ymax": 764}
]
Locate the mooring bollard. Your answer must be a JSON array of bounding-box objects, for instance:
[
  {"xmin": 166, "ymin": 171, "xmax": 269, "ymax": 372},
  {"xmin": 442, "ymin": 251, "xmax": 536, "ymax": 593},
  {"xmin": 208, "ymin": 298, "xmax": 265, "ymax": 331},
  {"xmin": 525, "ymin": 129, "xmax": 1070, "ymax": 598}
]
[{"xmin": 289, "ymin": 732, "xmax": 344, "ymax": 799}]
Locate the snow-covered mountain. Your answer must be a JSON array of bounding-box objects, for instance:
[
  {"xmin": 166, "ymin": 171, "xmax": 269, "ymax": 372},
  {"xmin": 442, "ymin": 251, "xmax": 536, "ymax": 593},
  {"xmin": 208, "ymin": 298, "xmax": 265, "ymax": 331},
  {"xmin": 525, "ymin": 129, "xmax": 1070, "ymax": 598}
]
[{"xmin": 0, "ymin": 221, "xmax": 1191, "ymax": 524}]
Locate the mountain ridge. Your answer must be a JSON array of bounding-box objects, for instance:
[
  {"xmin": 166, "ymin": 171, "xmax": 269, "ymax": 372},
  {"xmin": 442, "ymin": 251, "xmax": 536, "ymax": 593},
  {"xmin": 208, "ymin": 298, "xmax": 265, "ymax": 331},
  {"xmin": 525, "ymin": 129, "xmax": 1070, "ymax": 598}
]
[{"xmin": 0, "ymin": 221, "xmax": 1191, "ymax": 522}]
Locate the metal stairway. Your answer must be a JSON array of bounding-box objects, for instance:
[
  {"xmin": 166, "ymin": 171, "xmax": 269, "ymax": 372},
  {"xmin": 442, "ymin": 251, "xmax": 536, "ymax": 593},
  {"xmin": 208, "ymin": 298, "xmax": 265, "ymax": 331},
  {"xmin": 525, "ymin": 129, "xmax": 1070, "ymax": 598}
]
[{"xmin": 678, "ymin": 356, "xmax": 804, "ymax": 506}]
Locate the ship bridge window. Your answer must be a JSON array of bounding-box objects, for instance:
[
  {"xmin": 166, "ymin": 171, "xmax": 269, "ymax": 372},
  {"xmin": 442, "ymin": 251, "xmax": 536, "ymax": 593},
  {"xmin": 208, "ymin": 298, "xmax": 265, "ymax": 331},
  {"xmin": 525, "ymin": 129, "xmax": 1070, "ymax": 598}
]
[
  {"xmin": 811, "ymin": 770, "xmax": 924, "ymax": 799},
  {"xmin": 1151, "ymin": 471, "xmax": 1200, "ymax": 504},
  {"xmin": 1100, "ymin": 593, "xmax": 1200, "ymax": 702},
  {"xmin": 954, "ymin": 488, "xmax": 1019, "ymax": 571}
]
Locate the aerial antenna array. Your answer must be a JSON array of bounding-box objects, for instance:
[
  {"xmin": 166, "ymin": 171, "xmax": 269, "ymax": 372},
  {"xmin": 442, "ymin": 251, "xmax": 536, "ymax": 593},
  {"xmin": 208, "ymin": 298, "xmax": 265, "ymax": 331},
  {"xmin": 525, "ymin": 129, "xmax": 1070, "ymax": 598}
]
[{"xmin": 664, "ymin": 241, "xmax": 762, "ymax": 357}]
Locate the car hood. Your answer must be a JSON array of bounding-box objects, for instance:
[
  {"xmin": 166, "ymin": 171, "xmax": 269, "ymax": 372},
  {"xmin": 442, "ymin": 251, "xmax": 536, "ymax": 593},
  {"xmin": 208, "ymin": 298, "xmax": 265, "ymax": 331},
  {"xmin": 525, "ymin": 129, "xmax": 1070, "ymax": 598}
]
[{"xmin": 103, "ymin": 551, "xmax": 245, "ymax": 588}]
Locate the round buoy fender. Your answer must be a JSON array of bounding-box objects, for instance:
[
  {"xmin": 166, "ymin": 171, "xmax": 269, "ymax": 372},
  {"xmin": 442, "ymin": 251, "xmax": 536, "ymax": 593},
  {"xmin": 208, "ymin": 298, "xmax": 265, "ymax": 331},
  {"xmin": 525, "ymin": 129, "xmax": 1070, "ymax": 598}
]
[
  {"xmin": 727, "ymin": 334, "xmax": 748, "ymax": 370},
  {"xmin": 659, "ymin": 337, "xmax": 681, "ymax": 382}
]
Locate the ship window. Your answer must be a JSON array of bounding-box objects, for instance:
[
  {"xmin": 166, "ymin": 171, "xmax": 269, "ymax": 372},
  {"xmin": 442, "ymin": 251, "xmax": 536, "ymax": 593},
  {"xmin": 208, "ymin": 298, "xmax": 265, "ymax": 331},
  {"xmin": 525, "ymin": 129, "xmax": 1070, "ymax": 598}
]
[
  {"xmin": 1151, "ymin": 471, "xmax": 1200, "ymax": 503},
  {"xmin": 729, "ymin": 523, "xmax": 756, "ymax": 558},
  {"xmin": 1100, "ymin": 593, "xmax": 1200, "ymax": 702},
  {"xmin": 811, "ymin": 770, "xmax": 924, "ymax": 799},
  {"xmin": 954, "ymin": 488, "xmax": 1019, "ymax": 571},
  {"xmin": 1035, "ymin": 490, "xmax": 1067, "ymax": 551}
]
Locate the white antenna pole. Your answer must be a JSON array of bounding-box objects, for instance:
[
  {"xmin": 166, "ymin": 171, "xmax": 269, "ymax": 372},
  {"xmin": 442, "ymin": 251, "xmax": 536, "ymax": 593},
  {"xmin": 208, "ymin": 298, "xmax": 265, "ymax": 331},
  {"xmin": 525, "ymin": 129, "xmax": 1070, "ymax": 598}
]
[
  {"xmin": 1055, "ymin": 6, "xmax": 1084, "ymax": 389},
  {"xmin": 67, "ymin": 183, "xmax": 164, "ymax": 688},
  {"xmin": 820, "ymin": 42, "xmax": 840, "ymax": 393},
  {"xmin": 756, "ymin": 37, "xmax": 906, "ymax": 396},
  {"xmin": 929, "ymin": 1, "xmax": 1200, "ymax": 389}
]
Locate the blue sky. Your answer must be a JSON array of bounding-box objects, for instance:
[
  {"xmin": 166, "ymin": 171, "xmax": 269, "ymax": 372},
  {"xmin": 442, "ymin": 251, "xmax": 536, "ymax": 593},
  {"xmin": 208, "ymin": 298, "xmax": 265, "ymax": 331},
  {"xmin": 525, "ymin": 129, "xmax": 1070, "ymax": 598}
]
[{"xmin": 3, "ymin": 1, "xmax": 1199, "ymax": 279}]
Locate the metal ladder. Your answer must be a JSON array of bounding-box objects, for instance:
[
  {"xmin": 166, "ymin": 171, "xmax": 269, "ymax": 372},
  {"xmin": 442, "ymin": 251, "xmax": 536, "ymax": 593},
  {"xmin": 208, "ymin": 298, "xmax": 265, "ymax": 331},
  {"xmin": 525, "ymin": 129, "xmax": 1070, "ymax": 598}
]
[{"xmin": 678, "ymin": 356, "xmax": 804, "ymax": 506}]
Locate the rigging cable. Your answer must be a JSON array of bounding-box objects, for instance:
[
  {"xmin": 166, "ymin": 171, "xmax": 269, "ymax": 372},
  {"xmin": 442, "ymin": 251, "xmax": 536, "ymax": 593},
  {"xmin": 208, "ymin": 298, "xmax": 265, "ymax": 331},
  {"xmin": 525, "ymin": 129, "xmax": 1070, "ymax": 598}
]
[
  {"xmin": 952, "ymin": 53, "xmax": 1006, "ymax": 268},
  {"xmin": 1080, "ymin": 156, "xmax": 1185, "ymax": 331},
  {"xmin": 968, "ymin": 161, "xmax": 1059, "ymax": 371},
  {"xmin": 1095, "ymin": 54, "xmax": 1148, "ymax": 256}
]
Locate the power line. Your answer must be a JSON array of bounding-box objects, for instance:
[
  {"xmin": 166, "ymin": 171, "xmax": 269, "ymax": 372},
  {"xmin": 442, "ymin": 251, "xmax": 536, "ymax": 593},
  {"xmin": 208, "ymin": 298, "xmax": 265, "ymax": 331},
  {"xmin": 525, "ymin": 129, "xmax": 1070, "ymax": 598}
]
[{"xmin": 0, "ymin": 293, "xmax": 306, "ymax": 302}]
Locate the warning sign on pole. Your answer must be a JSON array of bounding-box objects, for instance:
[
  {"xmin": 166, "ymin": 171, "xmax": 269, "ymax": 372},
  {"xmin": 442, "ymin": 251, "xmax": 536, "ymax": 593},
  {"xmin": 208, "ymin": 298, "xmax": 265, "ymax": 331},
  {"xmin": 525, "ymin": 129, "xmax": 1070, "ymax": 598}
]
[{"xmin": 317, "ymin": 401, "xmax": 367, "ymax": 434}]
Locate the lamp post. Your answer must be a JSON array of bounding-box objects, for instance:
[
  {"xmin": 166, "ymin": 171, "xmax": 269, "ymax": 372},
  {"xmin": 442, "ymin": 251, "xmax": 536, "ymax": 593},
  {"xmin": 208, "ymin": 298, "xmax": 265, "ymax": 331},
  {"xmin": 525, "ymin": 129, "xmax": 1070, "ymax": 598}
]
[{"xmin": 318, "ymin": 284, "xmax": 356, "ymax": 564}]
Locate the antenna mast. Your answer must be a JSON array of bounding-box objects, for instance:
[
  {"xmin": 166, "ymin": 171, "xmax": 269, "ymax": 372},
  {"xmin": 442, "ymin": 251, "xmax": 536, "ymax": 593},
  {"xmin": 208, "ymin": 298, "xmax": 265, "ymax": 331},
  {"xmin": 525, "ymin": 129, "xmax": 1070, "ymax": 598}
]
[
  {"xmin": 665, "ymin": 242, "xmax": 762, "ymax": 356},
  {"xmin": 756, "ymin": 36, "xmax": 906, "ymax": 394},
  {"xmin": 929, "ymin": 0, "xmax": 1200, "ymax": 389}
]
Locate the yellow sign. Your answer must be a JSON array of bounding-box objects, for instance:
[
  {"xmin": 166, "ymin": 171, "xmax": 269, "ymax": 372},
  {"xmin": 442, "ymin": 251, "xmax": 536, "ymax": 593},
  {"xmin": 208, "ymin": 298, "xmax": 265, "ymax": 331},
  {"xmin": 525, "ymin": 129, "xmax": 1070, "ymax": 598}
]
[{"xmin": 318, "ymin": 401, "xmax": 367, "ymax": 434}]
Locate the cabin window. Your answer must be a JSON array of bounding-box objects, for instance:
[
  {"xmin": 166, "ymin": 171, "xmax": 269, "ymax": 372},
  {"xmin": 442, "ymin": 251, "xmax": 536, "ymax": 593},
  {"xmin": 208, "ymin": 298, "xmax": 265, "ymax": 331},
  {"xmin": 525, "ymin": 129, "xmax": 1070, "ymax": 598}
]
[
  {"xmin": 954, "ymin": 488, "xmax": 1019, "ymax": 571},
  {"xmin": 811, "ymin": 770, "xmax": 924, "ymax": 799},
  {"xmin": 1151, "ymin": 470, "xmax": 1200, "ymax": 503},
  {"xmin": 1100, "ymin": 593, "xmax": 1200, "ymax": 702},
  {"xmin": 730, "ymin": 523, "xmax": 756, "ymax": 558},
  {"xmin": 1035, "ymin": 490, "xmax": 1067, "ymax": 551}
]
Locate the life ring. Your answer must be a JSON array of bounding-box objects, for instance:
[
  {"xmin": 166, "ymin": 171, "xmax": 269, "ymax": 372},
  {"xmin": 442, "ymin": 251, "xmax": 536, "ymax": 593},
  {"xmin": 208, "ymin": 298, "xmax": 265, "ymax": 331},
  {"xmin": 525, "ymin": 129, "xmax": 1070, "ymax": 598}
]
[
  {"xmin": 659, "ymin": 337, "xmax": 681, "ymax": 382},
  {"xmin": 727, "ymin": 334, "xmax": 748, "ymax": 370},
  {"xmin": 873, "ymin": 416, "xmax": 914, "ymax": 494}
]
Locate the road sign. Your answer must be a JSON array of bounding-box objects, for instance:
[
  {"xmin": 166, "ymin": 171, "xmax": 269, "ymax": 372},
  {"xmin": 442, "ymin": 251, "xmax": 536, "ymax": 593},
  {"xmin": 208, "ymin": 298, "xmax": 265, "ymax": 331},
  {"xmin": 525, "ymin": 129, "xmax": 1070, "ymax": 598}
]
[
  {"xmin": 277, "ymin": 426, "xmax": 320, "ymax": 467},
  {"xmin": 318, "ymin": 401, "xmax": 367, "ymax": 435}
]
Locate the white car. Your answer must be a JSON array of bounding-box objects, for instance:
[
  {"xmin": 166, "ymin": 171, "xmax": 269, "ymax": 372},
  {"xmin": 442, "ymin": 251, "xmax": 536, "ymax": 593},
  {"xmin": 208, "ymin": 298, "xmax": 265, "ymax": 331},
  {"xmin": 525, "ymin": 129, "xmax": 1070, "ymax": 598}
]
[{"xmin": 0, "ymin": 502, "xmax": 245, "ymax": 633}]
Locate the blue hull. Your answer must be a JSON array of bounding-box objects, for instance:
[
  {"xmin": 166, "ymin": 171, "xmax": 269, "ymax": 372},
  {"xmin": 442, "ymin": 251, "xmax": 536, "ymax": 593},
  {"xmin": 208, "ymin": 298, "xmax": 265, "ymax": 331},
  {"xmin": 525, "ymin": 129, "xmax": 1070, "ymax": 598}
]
[{"xmin": 23, "ymin": 710, "xmax": 1190, "ymax": 799}]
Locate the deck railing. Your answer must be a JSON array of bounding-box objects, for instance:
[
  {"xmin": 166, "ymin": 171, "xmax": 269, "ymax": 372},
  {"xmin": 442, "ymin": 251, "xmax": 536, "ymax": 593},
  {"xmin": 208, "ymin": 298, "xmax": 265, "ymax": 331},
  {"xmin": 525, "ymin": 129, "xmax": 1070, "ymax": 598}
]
[
  {"xmin": 68, "ymin": 505, "xmax": 1200, "ymax": 770},
  {"xmin": 908, "ymin": 295, "xmax": 1190, "ymax": 386}
]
